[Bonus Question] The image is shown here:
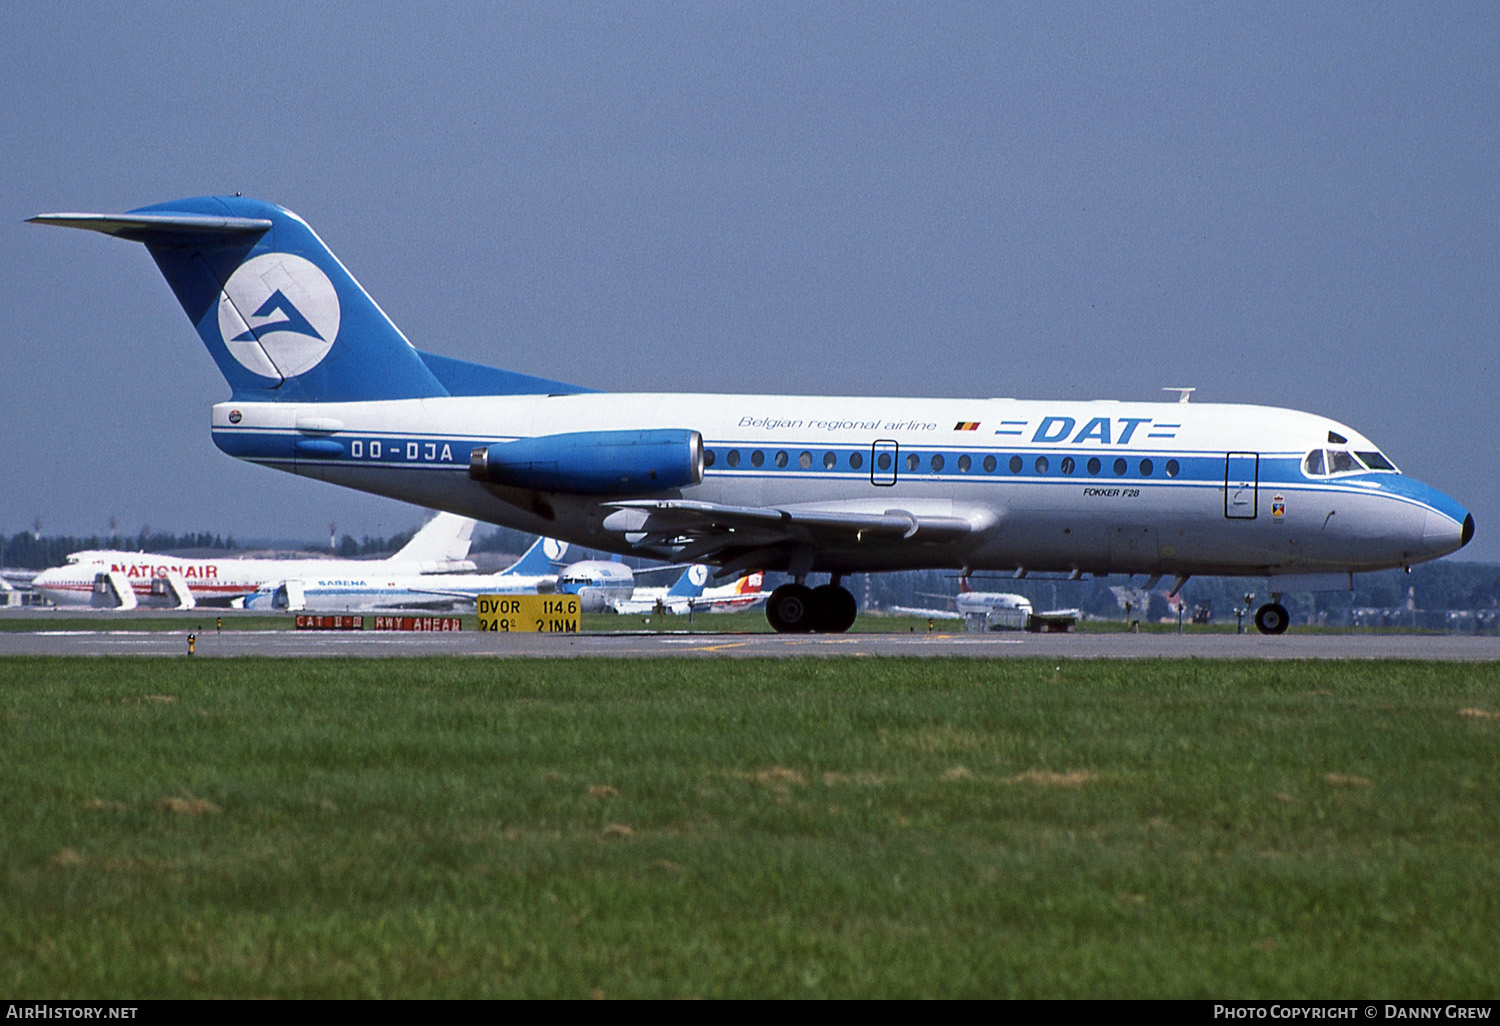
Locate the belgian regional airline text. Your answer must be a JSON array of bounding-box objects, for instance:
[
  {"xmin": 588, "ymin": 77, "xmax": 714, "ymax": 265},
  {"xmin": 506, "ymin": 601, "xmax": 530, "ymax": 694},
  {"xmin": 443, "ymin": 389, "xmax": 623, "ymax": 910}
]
[{"xmin": 737, "ymin": 415, "xmax": 1177, "ymax": 445}]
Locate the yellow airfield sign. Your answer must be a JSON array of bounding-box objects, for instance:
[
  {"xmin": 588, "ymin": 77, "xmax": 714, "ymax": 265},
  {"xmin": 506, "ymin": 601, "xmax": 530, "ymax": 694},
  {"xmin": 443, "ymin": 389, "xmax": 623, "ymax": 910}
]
[{"xmin": 477, "ymin": 594, "xmax": 580, "ymax": 633}]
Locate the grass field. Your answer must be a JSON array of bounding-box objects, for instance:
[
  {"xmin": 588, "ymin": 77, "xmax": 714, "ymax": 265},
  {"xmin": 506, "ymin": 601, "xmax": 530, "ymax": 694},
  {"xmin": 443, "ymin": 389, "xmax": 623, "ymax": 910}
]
[{"xmin": 2, "ymin": 656, "xmax": 1498, "ymax": 998}]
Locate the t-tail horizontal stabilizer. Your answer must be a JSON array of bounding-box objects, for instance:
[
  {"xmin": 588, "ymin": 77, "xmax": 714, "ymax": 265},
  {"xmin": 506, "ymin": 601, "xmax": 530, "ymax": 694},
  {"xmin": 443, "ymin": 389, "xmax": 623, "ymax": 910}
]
[
  {"xmin": 32, "ymin": 198, "xmax": 448, "ymax": 403},
  {"xmin": 33, "ymin": 197, "xmax": 595, "ymax": 404}
]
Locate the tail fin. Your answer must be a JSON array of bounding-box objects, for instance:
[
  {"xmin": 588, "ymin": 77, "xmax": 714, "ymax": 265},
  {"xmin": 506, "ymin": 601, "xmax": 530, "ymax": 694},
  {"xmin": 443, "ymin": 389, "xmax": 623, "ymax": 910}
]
[
  {"xmin": 958, "ymin": 576, "xmax": 973, "ymax": 594},
  {"xmin": 502, "ymin": 537, "xmax": 569, "ymax": 577},
  {"xmin": 31, "ymin": 197, "xmax": 448, "ymax": 403},
  {"xmin": 738, "ymin": 572, "xmax": 764, "ymax": 594},
  {"xmin": 389, "ymin": 513, "xmax": 476, "ymax": 569},
  {"xmin": 667, "ymin": 564, "xmax": 710, "ymax": 599}
]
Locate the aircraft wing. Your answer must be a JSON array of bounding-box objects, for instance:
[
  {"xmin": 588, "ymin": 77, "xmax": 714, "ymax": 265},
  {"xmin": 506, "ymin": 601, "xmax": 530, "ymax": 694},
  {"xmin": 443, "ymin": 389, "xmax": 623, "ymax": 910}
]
[
  {"xmin": 396, "ymin": 582, "xmax": 556, "ymax": 606},
  {"xmin": 601, "ymin": 499, "xmax": 984, "ymax": 574},
  {"xmin": 888, "ymin": 605, "xmax": 965, "ymax": 620}
]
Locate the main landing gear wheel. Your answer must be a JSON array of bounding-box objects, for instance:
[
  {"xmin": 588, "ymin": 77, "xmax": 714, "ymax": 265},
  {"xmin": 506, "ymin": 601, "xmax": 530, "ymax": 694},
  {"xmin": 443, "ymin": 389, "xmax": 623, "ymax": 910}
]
[
  {"xmin": 766, "ymin": 583, "xmax": 858, "ymax": 633},
  {"xmin": 810, "ymin": 584, "xmax": 858, "ymax": 634},
  {"xmin": 1254, "ymin": 602, "xmax": 1290, "ymax": 635},
  {"xmin": 767, "ymin": 583, "xmax": 816, "ymax": 633}
]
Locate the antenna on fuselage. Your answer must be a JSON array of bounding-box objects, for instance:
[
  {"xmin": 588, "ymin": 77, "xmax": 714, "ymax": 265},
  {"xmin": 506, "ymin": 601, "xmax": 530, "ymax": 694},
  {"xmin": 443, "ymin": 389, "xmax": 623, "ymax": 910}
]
[{"xmin": 1162, "ymin": 387, "xmax": 1195, "ymax": 404}]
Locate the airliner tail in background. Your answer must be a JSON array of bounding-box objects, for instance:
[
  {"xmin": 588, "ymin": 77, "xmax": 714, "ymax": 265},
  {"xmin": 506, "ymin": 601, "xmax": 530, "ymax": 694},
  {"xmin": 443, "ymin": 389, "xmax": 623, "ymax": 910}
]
[
  {"xmin": 391, "ymin": 512, "xmax": 477, "ymax": 570},
  {"xmin": 502, "ymin": 536, "xmax": 569, "ymax": 577}
]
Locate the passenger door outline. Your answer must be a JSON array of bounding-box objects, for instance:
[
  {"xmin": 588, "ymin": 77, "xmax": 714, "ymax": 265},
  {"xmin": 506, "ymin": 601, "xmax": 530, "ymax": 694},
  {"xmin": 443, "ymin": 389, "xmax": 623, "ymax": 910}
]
[{"xmin": 1224, "ymin": 452, "xmax": 1259, "ymax": 519}]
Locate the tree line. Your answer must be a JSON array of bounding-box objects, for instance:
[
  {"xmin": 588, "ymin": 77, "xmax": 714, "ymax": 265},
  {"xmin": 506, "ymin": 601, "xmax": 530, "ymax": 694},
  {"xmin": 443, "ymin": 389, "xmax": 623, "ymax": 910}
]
[{"xmin": 1, "ymin": 531, "xmax": 239, "ymax": 570}]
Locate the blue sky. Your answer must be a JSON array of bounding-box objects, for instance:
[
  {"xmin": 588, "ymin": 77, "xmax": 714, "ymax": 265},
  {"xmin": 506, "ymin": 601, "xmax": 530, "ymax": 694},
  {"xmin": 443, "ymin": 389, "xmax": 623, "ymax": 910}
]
[{"xmin": 3, "ymin": 2, "xmax": 1496, "ymax": 557}]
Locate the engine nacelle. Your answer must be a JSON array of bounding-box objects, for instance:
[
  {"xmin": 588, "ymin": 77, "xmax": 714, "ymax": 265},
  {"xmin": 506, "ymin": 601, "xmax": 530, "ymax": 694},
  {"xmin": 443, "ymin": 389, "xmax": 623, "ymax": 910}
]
[{"xmin": 469, "ymin": 429, "xmax": 703, "ymax": 495}]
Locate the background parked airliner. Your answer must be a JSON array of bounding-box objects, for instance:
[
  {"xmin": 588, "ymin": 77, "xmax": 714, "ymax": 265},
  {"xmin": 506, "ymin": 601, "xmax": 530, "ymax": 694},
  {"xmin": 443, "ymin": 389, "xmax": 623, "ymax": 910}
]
[
  {"xmin": 603, "ymin": 564, "xmax": 710, "ymax": 615},
  {"xmin": 892, "ymin": 578, "xmax": 1079, "ymax": 631},
  {"xmin": 33, "ymin": 512, "xmax": 475, "ymax": 609},
  {"xmin": 32, "ymin": 198, "xmax": 1474, "ymax": 633},
  {"xmin": 892, "ymin": 581, "xmax": 1034, "ymax": 621},
  {"xmin": 242, "ymin": 535, "xmax": 569, "ymax": 611},
  {"xmin": 698, "ymin": 571, "xmax": 767, "ymax": 613},
  {"xmin": 554, "ymin": 559, "xmax": 636, "ymax": 612},
  {"xmin": 552, "ymin": 564, "xmax": 762, "ymax": 615}
]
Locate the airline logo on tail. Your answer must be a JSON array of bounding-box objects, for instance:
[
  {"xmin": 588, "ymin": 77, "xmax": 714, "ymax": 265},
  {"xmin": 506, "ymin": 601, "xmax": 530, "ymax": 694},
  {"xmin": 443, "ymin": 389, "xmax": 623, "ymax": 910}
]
[{"xmin": 217, "ymin": 253, "xmax": 340, "ymax": 378}]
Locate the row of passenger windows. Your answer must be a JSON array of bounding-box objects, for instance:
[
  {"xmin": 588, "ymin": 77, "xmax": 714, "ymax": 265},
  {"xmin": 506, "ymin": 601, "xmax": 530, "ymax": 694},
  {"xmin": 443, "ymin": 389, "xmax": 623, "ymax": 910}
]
[{"xmin": 703, "ymin": 448, "xmax": 1181, "ymax": 478}]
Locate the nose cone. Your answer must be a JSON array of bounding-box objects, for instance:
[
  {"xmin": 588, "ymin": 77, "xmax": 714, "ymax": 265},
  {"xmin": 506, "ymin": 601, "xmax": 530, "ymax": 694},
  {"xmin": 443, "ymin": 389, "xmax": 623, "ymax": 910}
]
[
  {"xmin": 1422, "ymin": 508, "xmax": 1474, "ymax": 559},
  {"xmin": 1377, "ymin": 473, "xmax": 1473, "ymax": 565}
]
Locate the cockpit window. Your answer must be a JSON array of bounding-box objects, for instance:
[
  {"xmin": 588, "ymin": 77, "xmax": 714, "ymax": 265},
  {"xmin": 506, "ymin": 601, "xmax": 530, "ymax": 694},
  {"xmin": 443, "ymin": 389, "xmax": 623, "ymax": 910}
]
[
  {"xmin": 1304, "ymin": 447, "xmax": 1397, "ymax": 477},
  {"xmin": 1327, "ymin": 450, "xmax": 1359, "ymax": 474}
]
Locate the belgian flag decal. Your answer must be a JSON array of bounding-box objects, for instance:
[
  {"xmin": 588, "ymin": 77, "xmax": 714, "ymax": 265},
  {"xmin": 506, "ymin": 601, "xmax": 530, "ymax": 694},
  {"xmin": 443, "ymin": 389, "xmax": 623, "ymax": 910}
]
[{"xmin": 954, "ymin": 421, "xmax": 980, "ymax": 431}]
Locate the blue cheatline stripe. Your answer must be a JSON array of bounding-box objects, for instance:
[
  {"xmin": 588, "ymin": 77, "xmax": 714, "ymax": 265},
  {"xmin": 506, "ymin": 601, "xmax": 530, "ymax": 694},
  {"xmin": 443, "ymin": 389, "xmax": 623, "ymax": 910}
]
[{"xmin": 214, "ymin": 429, "xmax": 1459, "ymax": 520}]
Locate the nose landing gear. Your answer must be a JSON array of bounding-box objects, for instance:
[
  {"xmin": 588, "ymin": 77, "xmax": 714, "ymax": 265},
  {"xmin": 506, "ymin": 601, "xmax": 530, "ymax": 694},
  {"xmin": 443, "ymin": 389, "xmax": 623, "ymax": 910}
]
[{"xmin": 767, "ymin": 580, "xmax": 858, "ymax": 633}]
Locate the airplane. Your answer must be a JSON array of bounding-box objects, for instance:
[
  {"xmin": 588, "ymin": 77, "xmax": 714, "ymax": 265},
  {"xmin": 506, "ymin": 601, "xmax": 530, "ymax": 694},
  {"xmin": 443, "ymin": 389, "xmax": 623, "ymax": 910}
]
[
  {"xmin": 31, "ymin": 197, "xmax": 1474, "ymax": 634},
  {"xmin": 554, "ymin": 559, "xmax": 636, "ymax": 612},
  {"xmin": 31, "ymin": 511, "xmax": 476, "ymax": 609},
  {"xmin": 603, "ymin": 564, "xmax": 710, "ymax": 615},
  {"xmin": 576, "ymin": 565, "xmax": 763, "ymax": 615},
  {"xmin": 242, "ymin": 535, "xmax": 570, "ymax": 611},
  {"xmin": 892, "ymin": 578, "xmax": 1078, "ymax": 631},
  {"xmin": 697, "ymin": 571, "xmax": 767, "ymax": 613}
]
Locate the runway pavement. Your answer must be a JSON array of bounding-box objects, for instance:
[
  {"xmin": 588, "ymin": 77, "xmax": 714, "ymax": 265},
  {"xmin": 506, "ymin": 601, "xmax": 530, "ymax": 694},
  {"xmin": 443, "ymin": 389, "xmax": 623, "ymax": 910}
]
[{"xmin": 3, "ymin": 626, "xmax": 1499, "ymax": 659}]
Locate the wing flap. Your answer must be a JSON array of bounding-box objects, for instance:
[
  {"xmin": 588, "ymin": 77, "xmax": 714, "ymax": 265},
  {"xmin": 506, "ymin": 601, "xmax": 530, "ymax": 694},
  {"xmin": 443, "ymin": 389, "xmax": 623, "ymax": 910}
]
[{"xmin": 602, "ymin": 499, "xmax": 983, "ymax": 557}]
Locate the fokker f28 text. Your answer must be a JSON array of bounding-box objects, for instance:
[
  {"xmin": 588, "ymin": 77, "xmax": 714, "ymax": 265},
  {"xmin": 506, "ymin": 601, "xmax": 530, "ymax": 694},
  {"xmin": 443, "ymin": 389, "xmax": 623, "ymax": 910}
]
[{"xmin": 32, "ymin": 198, "xmax": 1473, "ymax": 634}]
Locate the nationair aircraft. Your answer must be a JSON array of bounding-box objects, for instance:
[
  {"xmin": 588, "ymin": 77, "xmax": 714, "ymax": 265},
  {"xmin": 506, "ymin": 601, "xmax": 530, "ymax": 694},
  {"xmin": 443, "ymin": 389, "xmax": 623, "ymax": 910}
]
[
  {"xmin": 32, "ymin": 510, "xmax": 476, "ymax": 609},
  {"xmin": 31, "ymin": 198, "xmax": 1474, "ymax": 634}
]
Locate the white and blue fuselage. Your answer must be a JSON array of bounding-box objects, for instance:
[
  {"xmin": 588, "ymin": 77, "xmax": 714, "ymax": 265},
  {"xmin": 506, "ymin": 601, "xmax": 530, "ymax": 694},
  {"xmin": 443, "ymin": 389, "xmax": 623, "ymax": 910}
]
[{"xmin": 211, "ymin": 393, "xmax": 1469, "ymax": 579}]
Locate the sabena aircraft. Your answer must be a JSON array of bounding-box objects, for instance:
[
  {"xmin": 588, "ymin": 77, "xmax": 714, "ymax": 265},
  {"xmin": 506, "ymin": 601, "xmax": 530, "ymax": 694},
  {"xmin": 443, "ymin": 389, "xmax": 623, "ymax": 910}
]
[
  {"xmin": 242, "ymin": 535, "xmax": 570, "ymax": 612},
  {"xmin": 603, "ymin": 564, "xmax": 711, "ymax": 616},
  {"xmin": 554, "ymin": 558, "xmax": 636, "ymax": 612},
  {"xmin": 32, "ymin": 198, "xmax": 1474, "ymax": 634},
  {"xmin": 32, "ymin": 511, "xmax": 475, "ymax": 609}
]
